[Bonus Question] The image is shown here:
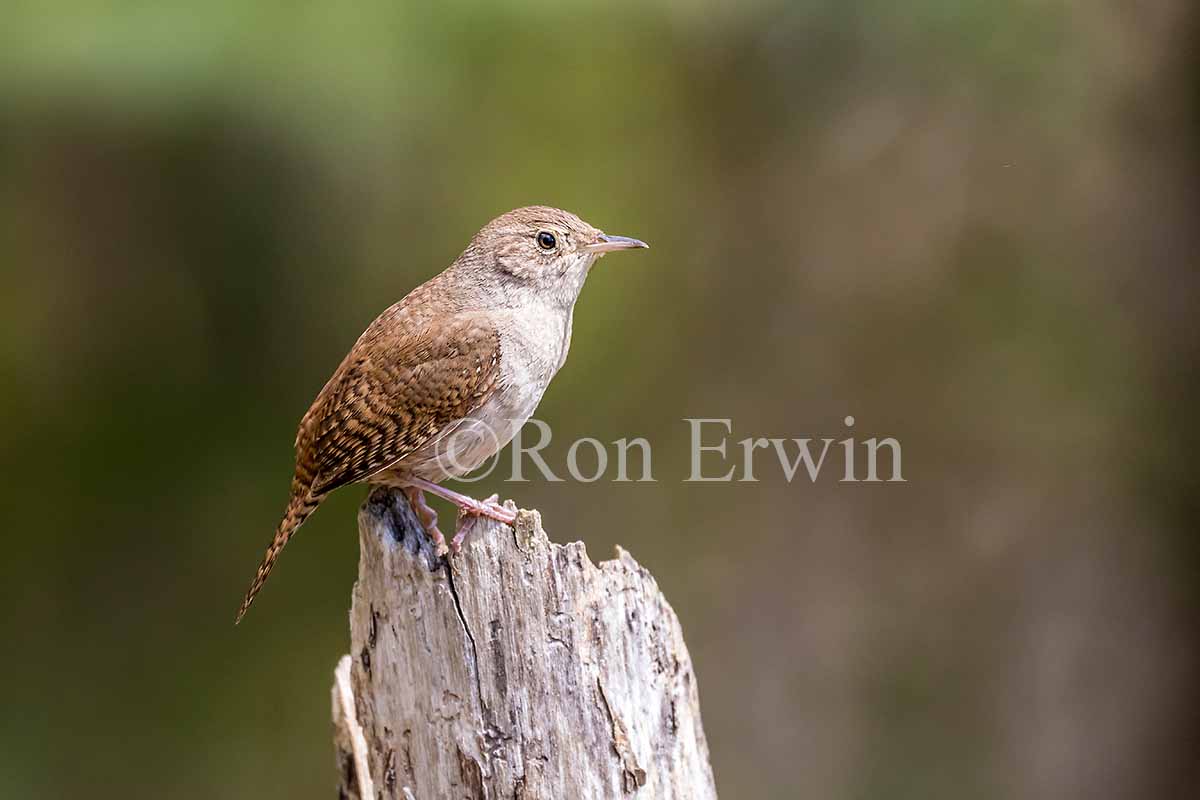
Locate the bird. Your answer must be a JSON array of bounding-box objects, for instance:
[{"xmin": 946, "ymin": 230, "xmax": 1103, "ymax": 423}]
[{"xmin": 235, "ymin": 206, "xmax": 648, "ymax": 623}]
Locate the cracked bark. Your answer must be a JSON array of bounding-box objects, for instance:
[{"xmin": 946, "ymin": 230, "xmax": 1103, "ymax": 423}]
[{"xmin": 331, "ymin": 487, "xmax": 717, "ymax": 799}]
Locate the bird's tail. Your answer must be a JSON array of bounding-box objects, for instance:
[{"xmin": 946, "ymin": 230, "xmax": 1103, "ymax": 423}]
[{"xmin": 236, "ymin": 485, "xmax": 323, "ymax": 624}]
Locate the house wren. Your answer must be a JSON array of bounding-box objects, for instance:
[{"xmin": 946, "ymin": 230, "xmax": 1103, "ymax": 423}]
[{"xmin": 236, "ymin": 206, "xmax": 648, "ymax": 622}]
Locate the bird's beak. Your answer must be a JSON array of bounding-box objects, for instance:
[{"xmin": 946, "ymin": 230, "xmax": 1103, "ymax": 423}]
[{"xmin": 584, "ymin": 233, "xmax": 649, "ymax": 254}]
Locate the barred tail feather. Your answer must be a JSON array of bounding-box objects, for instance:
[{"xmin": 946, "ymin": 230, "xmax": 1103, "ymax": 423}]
[{"xmin": 235, "ymin": 489, "xmax": 322, "ymax": 624}]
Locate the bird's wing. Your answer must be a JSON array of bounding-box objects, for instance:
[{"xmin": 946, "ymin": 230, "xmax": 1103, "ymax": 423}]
[{"xmin": 295, "ymin": 312, "xmax": 502, "ymax": 496}]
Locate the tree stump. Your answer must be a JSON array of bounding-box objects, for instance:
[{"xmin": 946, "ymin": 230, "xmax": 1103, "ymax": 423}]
[{"xmin": 330, "ymin": 486, "xmax": 717, "ymax": 799}]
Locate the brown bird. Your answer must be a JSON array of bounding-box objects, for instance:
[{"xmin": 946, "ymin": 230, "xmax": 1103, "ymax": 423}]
[{"xmin": 235, "ymin": 206, "xmax": 648, "ymax": 623}]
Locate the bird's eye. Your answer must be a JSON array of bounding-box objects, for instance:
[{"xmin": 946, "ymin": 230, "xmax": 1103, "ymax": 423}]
[{"xmin": 536, "ymin": 231, "xmax": 557, "ymax": 250}]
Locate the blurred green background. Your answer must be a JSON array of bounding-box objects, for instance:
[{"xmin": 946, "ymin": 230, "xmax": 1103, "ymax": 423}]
[{"xmin": 2, "ymin": 1, "xmax": 1197, "ymax": 798}]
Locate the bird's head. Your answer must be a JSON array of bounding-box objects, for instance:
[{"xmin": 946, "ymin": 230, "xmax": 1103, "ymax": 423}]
[{"xmin": 467, "ymin": 206, "xmax": 648, "ymax": 308}]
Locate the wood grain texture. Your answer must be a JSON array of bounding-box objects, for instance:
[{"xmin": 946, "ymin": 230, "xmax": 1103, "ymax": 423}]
[{"xmin": 332, "ymin": 487, "xmax": 717, "ymax": 799}]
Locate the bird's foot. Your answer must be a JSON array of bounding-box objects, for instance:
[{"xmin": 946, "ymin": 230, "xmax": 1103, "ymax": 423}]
[
  {"xmin": 405, "ymin": 478, "xmax": 516, "ymax": 554},
  {"xmin": 409, "ymin": 478, "xmax": 516, "ymax": 524},
  {"xmin": 449, "ymin": 494, "xmax": 517, "ymax": 552},
  {"xmin": 457, "ymin": 492, "xmax": 518, "ymax": 524},
  {"xmin": 403, "ymin": 487, "xmax": 449, "ymax": 557}
]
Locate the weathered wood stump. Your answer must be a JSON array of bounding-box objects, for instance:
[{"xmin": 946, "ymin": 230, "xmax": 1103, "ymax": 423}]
[{"xmin": 331, "ymin": 487, "xmax": 717, "ymax": 799}]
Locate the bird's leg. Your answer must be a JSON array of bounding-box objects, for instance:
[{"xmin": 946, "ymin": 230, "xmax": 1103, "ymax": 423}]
[
  {"xmin": 402, "ymin": 486, "xmax": 448, "ymax": 556},
  {"xmin": 407, "ymin": 477, "xmax": 517, "ymax": 524},
  {"xmin": 405, "ymin": 478, "xmax": 516, "ymax": 553}
]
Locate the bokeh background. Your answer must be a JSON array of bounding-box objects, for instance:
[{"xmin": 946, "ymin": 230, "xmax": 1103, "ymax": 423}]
[{"xmin": 2, "ymin": 2, "xmax": 1197, "ymax": 798}]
